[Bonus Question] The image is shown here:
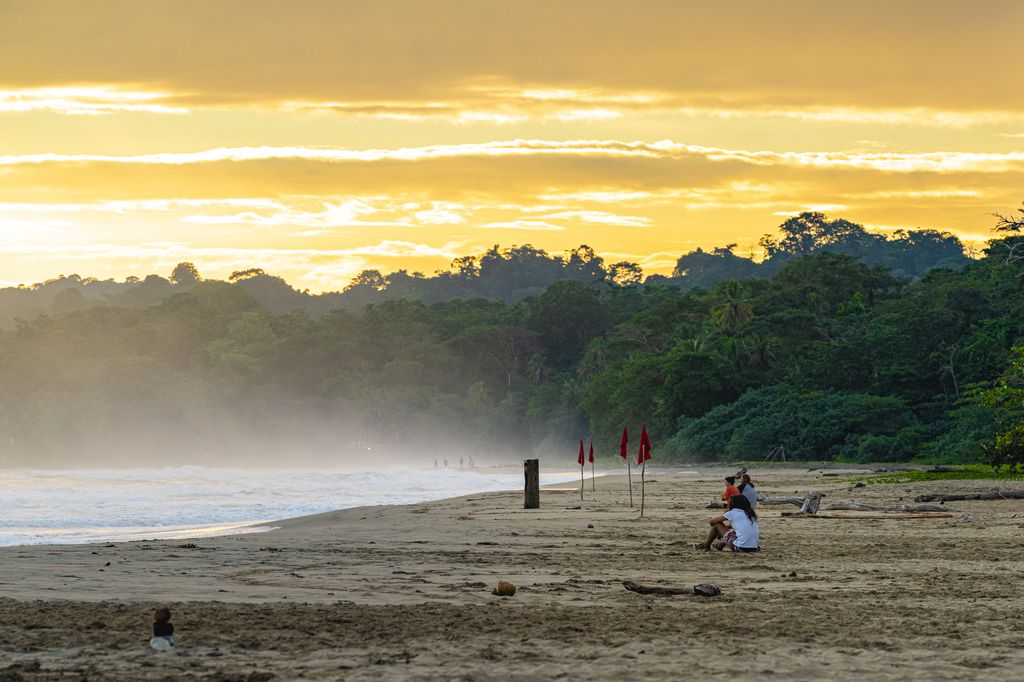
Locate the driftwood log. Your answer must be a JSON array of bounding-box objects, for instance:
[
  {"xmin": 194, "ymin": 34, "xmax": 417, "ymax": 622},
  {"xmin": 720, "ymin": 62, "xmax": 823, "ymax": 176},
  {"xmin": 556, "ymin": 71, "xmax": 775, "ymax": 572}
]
[
  {"xmin": 759, "ymin": 496, "xmax": 806, "ymax": 507},
  {"xmin": 915, "ymin": 490, "xmax": 1024, "ymax": 503},
  {"xmin": 759, "ymin": 496, "xmax": 951, "ymax": 513},
  {"xmin": 623, "ymin": 581, "xmax": 721, "ymax": 597},
  {"xmin": 799, "ymin": 492, "xmax": 823, "ymax": 515},
  {"xmin": 820, "ymin": 502, "xmax": 951, "ymax": 513},
  {"xmin": 782, "ymin": 511, "xmax": 954, "ymax": 520}
]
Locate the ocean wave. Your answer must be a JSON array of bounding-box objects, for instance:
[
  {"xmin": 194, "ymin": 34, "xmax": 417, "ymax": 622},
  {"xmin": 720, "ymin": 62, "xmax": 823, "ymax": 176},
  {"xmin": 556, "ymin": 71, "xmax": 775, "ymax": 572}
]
[{"xmin": 0, "ymin": 466, "xmax": 577, "ymax": 546}]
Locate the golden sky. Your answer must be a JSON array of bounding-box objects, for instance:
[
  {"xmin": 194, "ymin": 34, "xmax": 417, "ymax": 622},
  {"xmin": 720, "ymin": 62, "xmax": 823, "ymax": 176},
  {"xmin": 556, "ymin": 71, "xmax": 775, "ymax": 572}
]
[{"xmin": 1, "ymin": 0, "xmax": 1023, "ymax": 289}]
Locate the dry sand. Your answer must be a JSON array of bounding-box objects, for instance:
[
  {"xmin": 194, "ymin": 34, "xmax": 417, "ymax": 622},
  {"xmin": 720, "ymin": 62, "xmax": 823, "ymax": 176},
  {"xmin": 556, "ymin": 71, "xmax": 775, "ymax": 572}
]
[{"xmin": 2, "ymin": 467, "xmax": 1023, "ymax": 680}]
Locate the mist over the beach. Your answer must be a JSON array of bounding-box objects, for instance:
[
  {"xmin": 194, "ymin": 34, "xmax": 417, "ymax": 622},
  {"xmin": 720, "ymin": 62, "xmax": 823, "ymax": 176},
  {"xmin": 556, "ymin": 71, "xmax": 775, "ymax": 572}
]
[{"xmin": 4, "ymin": 1, "xmax": 1024, "ymax": 678}]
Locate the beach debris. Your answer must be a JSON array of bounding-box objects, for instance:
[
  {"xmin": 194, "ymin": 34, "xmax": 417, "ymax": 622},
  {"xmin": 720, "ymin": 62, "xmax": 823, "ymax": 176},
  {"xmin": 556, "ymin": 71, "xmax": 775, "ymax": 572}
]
[
  {"xmin": 915, "ymin": 490, "xmax": 1024, "ymax": 503},
  {"xmin": 587, "ymin": 523, "xmax": 594, "ymax": 529},
  {"xmin": 956, "ymin": 514, "xmax": 975, "ymax": 522},
  {"xmin": 783, "ymin": 511, "xmax": 955, "ymax": 519},
  {"xmin": 817, "ymin": 502, "xmax": 952, "ymax": 513},
  {"xmin": 759, "ymin": 496, "xmax": 807, "ymax": 507},
  {"xmin": 692, "ymin": 583, "xmax": 722, "ymax": 597},
  {"xmin": 623, "ymin": 581, "xmax": 721, "ymax": 597},
  {"xmin": 800, "ymin": 492, "xmax": 824, "ymax": 514},
  {"xmin": 493, "ymin": 581, "xmax": 517, "ymax": 597}
]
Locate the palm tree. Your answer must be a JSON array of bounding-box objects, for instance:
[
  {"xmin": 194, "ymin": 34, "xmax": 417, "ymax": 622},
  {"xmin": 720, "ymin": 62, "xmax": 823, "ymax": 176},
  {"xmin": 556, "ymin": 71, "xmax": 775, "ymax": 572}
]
[{"xmin": 711, "ymin": 281, "xmax": 754, "ymax": 331}]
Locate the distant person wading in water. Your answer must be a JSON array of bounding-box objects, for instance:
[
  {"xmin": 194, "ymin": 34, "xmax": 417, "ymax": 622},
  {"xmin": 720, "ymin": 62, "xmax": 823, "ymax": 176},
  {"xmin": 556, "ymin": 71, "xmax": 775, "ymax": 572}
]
[{"xmin": 694, "ymin": 494, "xmax": 760, "ymax": 552}]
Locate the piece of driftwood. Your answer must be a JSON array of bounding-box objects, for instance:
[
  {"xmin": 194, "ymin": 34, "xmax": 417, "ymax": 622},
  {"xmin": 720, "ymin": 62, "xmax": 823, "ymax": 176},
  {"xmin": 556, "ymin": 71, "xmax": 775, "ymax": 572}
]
[
  {"xmin": 623, "ymin": 581, "xmax": 721, "ymax": 597},
  {"xmin": 820, "ymin": 502, "xmax": 950, "ymax": 513},
  {"xmin": 759, "ymin": 496, "xmax": 806, "ymax": 507},
  {"xmin": 799, "ymin": 492, "xmax": 823, "ymax": 515},
  {"xmin": 915, "ymin": 490, "xmax": 1024, "ymax": 503},
  {"xmin": 782, "ymin": 511, "xmax": 954, "ymax": 519},
  {"xmin": 820, "ymin": 502, "xmax": 883, "ymax": 511}
]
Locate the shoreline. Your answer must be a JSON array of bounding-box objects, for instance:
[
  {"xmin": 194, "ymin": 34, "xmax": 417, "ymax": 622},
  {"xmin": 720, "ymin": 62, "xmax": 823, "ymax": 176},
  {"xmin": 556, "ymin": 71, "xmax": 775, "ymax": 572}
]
[
  {"xmin": 3, "ymin": 468, "xmax": 1024, "ymax": 679},
  {"xmin": 0, "ymin": 464, "xmax": 590, "ymax": 549}
]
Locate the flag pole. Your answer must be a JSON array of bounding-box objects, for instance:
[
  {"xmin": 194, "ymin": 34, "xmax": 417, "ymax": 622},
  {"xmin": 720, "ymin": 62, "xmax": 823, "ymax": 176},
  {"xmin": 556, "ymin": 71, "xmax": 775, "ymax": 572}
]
[
  {"xmin": 589, "ymin": 442, "xmax": 595, "ymax": 491},
  {"xmin": 637, "ymin": 424, "xmax": 651, "ymax": 518},
  {"xmin": 640, "ymin": 459, "xmax": 646, "ymax": 518},
  {"xmin": 627, "ymin": 457, "xmax": 634, "ymax": 508},
  {"xmin": 578, "ymin": 440, "xmax": 585, "ymax": 501},
  {"xmin": 620, "ymin": 426, "xmax": 633, "ymax": 508}
]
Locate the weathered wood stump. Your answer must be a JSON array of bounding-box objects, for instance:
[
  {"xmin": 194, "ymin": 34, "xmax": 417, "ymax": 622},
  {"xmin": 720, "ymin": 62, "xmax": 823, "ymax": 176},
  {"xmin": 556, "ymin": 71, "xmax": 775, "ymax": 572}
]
[
  {"xmin": 799, "ymin": 492, "xmax": 823, "ymax": 515},
  {"xmin": 524, "ymin": 458, "xmax": 539, "ymax": 509}
]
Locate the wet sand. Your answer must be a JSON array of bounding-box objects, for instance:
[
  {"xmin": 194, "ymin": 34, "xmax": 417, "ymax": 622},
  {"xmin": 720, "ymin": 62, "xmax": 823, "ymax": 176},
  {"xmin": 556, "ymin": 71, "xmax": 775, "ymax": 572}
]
[{"xmin": 2, "ymin": 468, "xmax": 1023, "ymax": 680}]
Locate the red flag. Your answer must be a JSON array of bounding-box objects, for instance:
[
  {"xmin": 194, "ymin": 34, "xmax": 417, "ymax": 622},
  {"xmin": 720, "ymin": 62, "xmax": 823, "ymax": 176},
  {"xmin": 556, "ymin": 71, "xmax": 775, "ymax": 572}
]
[
  {"xmin": 619, "ymin": 426, "xmax": 629, "ymax": 460},
  {"xmin": 588, "ymin": 442, "xmax": 594, "ymax": 464},
  {"xmin": 637, "ymin": 424, "xmax": 652, "ymax": 465},
  {"xmin": 578, "ymin": 440, "xmax": 585, "ymax": 467}
]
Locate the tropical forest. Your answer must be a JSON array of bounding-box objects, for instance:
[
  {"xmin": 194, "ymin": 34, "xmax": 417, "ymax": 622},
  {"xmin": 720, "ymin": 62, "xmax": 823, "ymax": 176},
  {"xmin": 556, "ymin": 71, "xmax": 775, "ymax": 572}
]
[{"xmin": 1, "ymin": 210, "xmax": 1022, "ymax": 468}]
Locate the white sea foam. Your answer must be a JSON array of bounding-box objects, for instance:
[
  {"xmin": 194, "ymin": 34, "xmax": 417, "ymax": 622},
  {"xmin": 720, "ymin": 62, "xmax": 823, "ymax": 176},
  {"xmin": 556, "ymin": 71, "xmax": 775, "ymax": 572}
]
[{"xmin": 0, "ymin": 466, "xmax": 577, "ymax": 547}]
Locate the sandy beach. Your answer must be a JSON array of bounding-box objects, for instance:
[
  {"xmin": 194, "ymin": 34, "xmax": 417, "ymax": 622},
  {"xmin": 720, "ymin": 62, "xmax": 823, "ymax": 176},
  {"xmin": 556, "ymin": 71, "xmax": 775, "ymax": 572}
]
[{"xmin": 2, "ymin": 467, "xmax": 1023, "ymax": 680}]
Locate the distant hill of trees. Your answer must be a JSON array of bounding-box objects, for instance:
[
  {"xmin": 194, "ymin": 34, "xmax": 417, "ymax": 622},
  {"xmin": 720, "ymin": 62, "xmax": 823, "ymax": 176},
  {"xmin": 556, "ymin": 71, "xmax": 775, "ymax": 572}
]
[
  {"xmin": 1, "ymin": 210, "xmax": 1020, "ymax": 469},
  {"xmin": 0, "ymin": 213, "xmax": 969, "ymax": 330}
]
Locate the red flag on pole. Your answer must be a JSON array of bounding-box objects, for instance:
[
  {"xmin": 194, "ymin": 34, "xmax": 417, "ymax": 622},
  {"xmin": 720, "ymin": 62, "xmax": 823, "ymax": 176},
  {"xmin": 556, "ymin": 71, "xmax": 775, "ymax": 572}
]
[
  {"xmin": 588, "ymin": 441, "xmax": 595, "ymax": 491},
  {"xmin": 637, "ymin": 424, "xmax": 652, "ymax": 465},
  {"xmin": 638, "ymin": 424, "xmax": 652, "ymax": 517},
  {"xmin": 578, "ymin": 440, "xmax": 585, "ymax": 500},
  {"xmin": 619, "ymin": 427, "xmax": 629, "ymax": 459}
]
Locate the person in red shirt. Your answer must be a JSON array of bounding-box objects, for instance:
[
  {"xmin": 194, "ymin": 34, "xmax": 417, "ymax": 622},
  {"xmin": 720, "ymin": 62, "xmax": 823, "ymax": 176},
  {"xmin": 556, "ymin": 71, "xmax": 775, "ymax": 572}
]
[{"xmin": 721, "ymin": 476, "xmax": 741, "ymax": 508}]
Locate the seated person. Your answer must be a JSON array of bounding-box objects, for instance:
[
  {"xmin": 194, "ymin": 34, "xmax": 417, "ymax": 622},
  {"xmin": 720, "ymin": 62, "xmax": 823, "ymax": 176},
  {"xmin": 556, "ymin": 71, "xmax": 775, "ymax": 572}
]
[
  {"xmin": 694, "ymin": 494, "xmax": 760, "ymax": 552},
  {"xmin": 738, "ymin": 473, "xmax": 757, "ymax": 509},
  {"xmin": 720, "ymin": 476, "xmax": 741, "ymax": 508},
  {"xmin": 150, "ymin": 607, "xmax": 176, "ymax": 651}
]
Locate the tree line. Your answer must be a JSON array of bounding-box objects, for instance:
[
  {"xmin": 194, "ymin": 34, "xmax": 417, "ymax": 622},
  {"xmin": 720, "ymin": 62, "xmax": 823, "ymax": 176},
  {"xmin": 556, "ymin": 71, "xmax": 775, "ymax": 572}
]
[{"xmin": 0, "ymin": 211, "xmax": 1020, "ymax": 468}]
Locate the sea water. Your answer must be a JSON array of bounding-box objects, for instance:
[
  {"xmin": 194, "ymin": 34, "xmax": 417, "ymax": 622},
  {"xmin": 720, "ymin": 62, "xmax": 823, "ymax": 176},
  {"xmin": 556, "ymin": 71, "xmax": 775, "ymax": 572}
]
[{"xmin": 0, "ymin": 466, "xmax": 577, "ymax": 547}]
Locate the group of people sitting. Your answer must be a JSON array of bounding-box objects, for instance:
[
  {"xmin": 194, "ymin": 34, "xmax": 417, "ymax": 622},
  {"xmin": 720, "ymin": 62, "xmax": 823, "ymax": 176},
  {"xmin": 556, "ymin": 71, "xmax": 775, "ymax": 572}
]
[{"xmin": 694, "ymin": 473, "xmax": 760, "ymax": 552}]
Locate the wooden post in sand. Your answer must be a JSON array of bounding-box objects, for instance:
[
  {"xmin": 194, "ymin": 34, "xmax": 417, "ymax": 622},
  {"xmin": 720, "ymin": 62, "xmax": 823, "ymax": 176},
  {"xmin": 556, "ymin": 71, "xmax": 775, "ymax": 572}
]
[{"xmin": 524, "ymin": 459, "xmax": 539, "ymax": 509}]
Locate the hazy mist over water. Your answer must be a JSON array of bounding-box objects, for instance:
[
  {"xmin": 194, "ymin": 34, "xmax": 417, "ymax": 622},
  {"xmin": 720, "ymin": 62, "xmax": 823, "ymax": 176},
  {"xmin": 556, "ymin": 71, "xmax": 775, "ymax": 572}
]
[{"xmin": 0, "ymin": 466, "xmax": 578, "ymax": 547}]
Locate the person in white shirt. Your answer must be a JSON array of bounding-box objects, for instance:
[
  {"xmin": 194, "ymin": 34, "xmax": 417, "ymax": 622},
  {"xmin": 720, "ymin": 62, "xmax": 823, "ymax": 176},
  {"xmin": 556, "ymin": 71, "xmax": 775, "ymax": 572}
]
[{"xmin": 693, "ymin": 494, "xmax": 760, "ymax": 552}]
